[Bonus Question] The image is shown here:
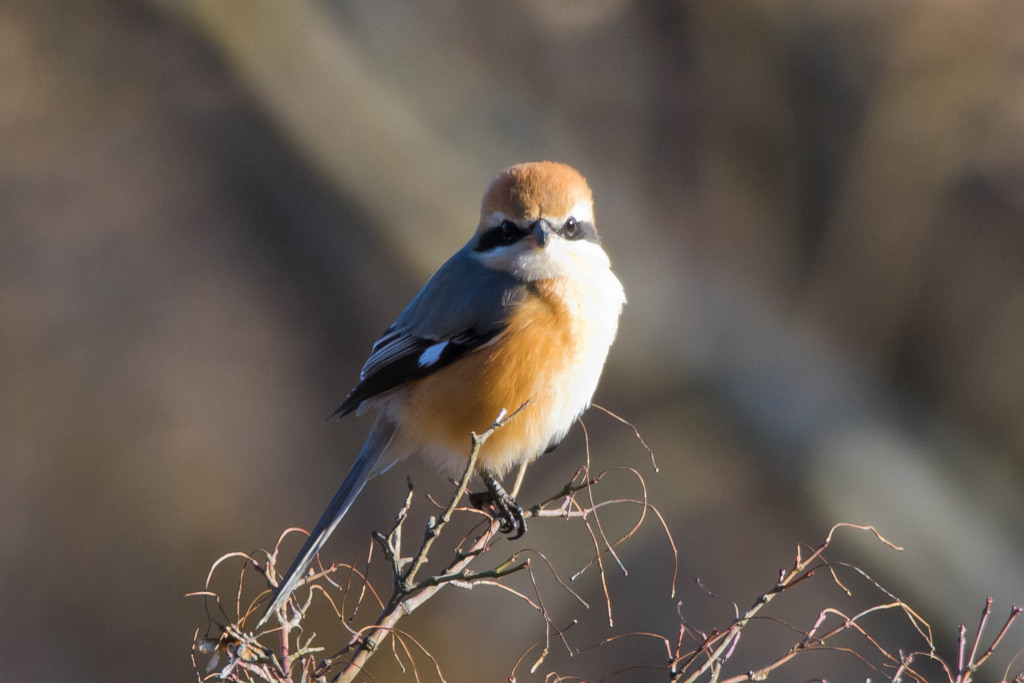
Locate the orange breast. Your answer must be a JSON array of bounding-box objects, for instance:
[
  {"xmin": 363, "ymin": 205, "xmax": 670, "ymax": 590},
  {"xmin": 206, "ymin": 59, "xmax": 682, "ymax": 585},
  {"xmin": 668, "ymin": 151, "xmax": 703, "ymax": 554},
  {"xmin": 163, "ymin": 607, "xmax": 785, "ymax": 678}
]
[{"xmin": 399, "ymin": 281, "xmax": 578, "ymax": 474}]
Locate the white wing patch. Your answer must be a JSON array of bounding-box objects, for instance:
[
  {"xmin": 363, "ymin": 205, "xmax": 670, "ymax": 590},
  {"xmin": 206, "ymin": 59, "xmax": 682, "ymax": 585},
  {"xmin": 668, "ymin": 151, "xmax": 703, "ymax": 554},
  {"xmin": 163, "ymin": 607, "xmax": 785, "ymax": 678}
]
[{"xmin": 417, "ymin": 341, "xmax": 448, "ymax": 368}]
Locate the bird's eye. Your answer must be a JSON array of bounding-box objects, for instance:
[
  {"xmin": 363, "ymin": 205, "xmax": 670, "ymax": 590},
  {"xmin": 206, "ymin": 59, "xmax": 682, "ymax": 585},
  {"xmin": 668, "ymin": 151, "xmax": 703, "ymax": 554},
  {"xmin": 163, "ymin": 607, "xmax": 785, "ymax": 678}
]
[
  {"xmin": 564, "ymin": 217, "xmax": 579, "ymax": 239},
  {"xmin": 475, "ymin": 218, "xmax": 529, "ymax": 252}
]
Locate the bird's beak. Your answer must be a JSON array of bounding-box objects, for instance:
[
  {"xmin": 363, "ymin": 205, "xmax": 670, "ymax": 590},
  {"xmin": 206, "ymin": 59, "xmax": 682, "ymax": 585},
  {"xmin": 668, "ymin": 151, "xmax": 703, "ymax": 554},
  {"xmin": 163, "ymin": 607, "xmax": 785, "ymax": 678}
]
[{"xmin": 530, "ymin": 220, "xmax": 550, "ymax": 248}]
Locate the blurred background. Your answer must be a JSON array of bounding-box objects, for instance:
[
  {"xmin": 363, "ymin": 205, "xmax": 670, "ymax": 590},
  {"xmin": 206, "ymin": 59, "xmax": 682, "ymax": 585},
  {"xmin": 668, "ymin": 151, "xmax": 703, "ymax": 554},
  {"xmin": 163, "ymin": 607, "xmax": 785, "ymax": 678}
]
[{"xmin": 2, "ymin": 1, "xmax": 1023, "ymax": 680}]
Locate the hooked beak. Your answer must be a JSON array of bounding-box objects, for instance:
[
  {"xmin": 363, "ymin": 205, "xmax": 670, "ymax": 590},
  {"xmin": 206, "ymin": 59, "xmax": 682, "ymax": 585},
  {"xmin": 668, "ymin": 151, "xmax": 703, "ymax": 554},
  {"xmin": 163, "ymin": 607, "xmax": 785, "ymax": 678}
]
[{"xmin": 530, "ymin": 220, "xmax": 550, "ymax": 248}]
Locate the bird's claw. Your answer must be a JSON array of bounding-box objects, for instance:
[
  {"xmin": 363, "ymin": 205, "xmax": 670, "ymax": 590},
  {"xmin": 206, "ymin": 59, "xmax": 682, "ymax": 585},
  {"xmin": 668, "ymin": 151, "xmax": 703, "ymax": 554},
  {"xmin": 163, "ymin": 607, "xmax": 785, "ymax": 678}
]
[
  {"xmin": 470, "ymin": 473, "xmax": 527, "ymax": 539},
  {"xmin": 493, "ymin": 494, "xmax": 527, "ymax": 539}
]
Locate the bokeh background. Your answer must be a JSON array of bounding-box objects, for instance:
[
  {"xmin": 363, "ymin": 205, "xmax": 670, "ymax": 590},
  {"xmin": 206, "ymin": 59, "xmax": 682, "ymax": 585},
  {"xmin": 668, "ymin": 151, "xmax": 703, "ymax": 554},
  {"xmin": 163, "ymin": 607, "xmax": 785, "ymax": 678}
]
[{"xmin": 2, "ymin": 1, "xmax": 1023, "ymax": 681}]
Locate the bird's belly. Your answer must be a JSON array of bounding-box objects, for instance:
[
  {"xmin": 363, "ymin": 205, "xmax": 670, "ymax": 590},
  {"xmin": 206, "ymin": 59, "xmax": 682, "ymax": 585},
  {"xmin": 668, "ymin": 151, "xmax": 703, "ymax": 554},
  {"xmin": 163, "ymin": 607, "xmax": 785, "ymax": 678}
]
[{"xmin": 397, "ymin": 276, "xmax": 620, "ymax": 476}]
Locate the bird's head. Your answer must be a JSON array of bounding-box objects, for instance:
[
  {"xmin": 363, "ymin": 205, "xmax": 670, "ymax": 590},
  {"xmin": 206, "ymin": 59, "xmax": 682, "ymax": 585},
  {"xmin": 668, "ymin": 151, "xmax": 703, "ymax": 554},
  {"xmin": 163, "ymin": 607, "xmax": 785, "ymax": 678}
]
[{"xmin": 470, "ymin": 161, "xmax": 609, "ymax": 280}]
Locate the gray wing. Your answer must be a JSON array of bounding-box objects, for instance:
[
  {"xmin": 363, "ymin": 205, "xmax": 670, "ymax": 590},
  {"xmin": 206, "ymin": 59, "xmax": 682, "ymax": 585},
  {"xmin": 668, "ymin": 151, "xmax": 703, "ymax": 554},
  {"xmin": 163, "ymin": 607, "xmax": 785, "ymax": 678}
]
[{"xmin": 330, "ymin": 246, "xmax": 526, "ymax": 418}]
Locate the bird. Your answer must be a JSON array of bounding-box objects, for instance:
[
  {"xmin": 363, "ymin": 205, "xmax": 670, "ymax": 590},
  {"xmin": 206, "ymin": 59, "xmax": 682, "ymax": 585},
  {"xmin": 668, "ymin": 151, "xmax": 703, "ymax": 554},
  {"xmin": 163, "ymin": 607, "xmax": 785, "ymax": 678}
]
[{"xmin": 259, "ymin": 161, "xmax": 626, "ymax": 626}]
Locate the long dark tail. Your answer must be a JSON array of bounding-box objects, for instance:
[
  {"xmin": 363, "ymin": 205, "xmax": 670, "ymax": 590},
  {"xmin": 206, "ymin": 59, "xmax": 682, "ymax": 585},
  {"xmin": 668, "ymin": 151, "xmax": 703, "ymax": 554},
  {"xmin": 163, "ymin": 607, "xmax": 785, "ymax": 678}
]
[{"xmin": 258, "ymin": 419, "xmax": 397, "ymax": 627}]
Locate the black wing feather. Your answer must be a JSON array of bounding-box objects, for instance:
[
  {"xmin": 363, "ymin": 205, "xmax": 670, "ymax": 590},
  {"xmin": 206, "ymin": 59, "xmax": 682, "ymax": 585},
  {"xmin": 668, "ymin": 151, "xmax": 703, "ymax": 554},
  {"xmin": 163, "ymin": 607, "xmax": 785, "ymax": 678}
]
[{"xmin": 329, "ymin": 326, "xmax": 504, "ymax": 419}]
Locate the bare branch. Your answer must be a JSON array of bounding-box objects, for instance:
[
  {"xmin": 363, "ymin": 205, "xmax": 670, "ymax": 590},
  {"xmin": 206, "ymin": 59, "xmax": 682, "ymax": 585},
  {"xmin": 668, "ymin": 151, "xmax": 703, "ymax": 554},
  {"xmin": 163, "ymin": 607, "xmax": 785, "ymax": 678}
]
[{"xmin": 191, "ymin": 428, "xmax": 1022, "ymax": 683}]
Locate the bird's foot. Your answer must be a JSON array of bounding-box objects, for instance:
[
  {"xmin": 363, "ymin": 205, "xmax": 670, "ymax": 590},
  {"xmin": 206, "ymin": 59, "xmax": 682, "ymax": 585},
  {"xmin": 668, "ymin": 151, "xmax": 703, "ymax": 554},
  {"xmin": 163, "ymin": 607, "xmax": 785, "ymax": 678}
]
[{"xmin": 469, "ymin": 472, "xmax": 527, "ymax": 539}]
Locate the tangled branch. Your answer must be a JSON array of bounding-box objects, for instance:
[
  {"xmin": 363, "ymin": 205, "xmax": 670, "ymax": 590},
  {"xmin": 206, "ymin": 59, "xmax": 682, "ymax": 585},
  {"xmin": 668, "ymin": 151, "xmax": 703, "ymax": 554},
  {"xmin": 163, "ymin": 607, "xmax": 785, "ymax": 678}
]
[
  {"xmin": 189, "ymin": 411, "xmax": 1022, "ymax": 682},
  {"xmin": 190, "ymin": 408, "xmax": 671, "ymax": 682}
]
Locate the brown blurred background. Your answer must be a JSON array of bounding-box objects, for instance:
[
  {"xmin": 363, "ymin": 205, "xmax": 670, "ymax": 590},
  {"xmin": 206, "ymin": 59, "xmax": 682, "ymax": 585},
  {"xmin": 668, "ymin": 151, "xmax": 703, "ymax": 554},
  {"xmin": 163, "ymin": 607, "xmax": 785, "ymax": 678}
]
[{"xmin": 2, "ymin": 1, "xmax": 1023, "ymax": 681}]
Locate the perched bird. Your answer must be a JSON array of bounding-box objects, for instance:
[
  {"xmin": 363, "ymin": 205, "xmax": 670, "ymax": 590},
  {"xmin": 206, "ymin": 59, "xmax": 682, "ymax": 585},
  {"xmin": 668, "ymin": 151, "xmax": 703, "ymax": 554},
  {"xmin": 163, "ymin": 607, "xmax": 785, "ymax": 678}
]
[{"xmin": 260, "ymin": 161, "xmax": 625, "ymax": 625}]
